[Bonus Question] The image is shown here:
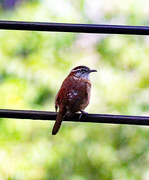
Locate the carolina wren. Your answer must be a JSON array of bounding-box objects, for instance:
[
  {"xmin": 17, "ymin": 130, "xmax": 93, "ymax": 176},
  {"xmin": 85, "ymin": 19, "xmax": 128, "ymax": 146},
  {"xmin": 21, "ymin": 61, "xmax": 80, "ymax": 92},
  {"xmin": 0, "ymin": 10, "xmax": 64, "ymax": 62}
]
[{"xmin": 52, "ymin": 65, "xmax": 97, "ymax": 135}]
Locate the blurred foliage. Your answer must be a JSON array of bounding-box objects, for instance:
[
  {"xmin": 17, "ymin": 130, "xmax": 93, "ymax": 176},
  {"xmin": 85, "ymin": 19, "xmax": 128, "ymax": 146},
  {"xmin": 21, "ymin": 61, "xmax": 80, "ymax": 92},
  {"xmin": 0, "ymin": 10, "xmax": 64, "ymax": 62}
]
[{"xmin": 0, "ymin": 0, "xmax": 149, "ymax": 179}]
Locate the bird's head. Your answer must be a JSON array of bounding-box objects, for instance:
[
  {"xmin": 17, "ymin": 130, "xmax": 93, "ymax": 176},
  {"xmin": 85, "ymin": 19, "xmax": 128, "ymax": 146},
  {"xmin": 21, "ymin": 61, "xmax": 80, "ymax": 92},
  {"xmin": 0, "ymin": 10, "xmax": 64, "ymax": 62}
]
[{"xmin": 70, "ymin": 66, "xmax": 97, "ymax": 79}]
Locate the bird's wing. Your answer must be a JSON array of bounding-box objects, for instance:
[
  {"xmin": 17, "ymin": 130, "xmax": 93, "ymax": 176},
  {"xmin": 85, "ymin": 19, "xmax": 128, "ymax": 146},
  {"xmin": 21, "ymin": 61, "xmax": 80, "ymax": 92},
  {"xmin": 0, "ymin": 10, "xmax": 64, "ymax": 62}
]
[{"xmin": 67, "ymin": 79, "xmax": 90, "ymax": 115}]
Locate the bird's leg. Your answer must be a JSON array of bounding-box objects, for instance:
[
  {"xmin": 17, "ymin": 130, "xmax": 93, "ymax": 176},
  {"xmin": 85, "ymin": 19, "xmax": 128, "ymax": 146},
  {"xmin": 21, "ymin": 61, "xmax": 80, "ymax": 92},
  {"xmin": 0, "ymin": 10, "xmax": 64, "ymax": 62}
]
[
  {"xmin": 66, "ymin": 111, "xmax": 74, "ymax": 119},
  {"xmin": 80, "ymin": 110, "xmax": 88, "ymax": 114},
  {"xmin": 66, "ymin": 114, "xmax": 71, "ymax": 119},
  {"xmin": 79, "ymin": 110, "xmax": 88, "ymax": 120},
  {"xmin": 67, "ymin": 111, "xmax": 88, "ymax": 120}
]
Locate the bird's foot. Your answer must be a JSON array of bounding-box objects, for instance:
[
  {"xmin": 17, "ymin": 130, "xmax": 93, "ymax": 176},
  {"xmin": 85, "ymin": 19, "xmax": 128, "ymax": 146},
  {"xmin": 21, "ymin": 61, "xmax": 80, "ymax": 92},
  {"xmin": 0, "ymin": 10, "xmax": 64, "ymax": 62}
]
[
  {"xmin": 66, "ymin": 114, "xmax": 70, "ymax": 119},
  {"xmin": 66, "ymin": 112, "xmax": 74, "ymax": 119},
  {"xmin": 79, "ymin": 111, "xmax": 88, "ymax": 120}
]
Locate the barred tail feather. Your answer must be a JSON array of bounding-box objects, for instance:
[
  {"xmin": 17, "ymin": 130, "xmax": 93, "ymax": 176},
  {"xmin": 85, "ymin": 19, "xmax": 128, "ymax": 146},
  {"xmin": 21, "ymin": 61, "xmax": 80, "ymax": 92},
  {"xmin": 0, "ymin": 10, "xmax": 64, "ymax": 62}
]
[{"xmin": 52, "ymin": 113, "xmax": 64, "ymax": 135}]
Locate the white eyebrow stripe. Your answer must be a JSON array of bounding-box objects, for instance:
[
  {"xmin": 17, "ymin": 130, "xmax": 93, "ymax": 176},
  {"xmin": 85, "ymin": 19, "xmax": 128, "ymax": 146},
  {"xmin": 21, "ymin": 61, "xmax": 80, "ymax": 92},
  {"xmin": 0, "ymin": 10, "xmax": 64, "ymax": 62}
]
[
  {"xmin": 72, "ymin": 69, "xmax": 81, "ymax": 72},
  {"xmin": 72, "ymin": 69, "xmax": 77, "ymax": 72}
]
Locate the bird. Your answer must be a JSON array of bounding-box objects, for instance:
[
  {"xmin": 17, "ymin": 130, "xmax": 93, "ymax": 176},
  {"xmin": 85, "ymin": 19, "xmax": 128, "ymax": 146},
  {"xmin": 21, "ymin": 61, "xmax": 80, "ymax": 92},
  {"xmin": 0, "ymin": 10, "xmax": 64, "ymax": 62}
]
[{"xmin": 52, "ymin": 65, "xmax": 97, "ymax": 135}]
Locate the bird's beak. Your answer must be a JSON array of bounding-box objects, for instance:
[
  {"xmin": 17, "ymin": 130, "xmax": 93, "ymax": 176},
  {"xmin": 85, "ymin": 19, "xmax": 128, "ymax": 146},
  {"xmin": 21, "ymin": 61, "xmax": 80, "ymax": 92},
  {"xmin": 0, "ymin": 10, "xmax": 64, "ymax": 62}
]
[{"xmin": 90, "ymin": 69, "xmax": 97, "ymax": 73}]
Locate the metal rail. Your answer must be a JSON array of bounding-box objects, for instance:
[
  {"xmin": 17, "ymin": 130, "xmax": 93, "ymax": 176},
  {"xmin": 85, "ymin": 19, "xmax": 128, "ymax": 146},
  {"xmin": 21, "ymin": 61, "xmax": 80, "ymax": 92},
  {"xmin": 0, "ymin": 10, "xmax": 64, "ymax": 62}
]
[
  {"xmin": 0, "ymin": 20, "xmax": 149, "ymax": 35},
  {"xmin": 0, "ymin": 21, "xmax": 149, "ymax": 126},
  {"xmin": 0, "ymin": 109, "xmax": 149, "ymax": 126}
]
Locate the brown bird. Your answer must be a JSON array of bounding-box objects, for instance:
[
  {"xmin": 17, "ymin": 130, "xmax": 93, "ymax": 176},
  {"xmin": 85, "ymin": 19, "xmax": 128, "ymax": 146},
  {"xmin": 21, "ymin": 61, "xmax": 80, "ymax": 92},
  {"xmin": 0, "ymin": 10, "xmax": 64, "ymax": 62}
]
[{"xmin": 52, "ymin": 65, "xmax": 97, "ymax": 135}]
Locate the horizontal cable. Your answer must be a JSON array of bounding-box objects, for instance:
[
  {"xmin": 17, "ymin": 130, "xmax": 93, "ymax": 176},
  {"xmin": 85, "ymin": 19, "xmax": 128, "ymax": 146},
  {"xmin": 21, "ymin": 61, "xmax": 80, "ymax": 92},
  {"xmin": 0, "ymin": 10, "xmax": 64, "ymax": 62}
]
[
  {"xmin": 0, "ymin": 20, "xmax": 149, "ymax": 35},
  {"xmin": 0, "ymin": 109, "xmax": 149, "ymax": 126}
]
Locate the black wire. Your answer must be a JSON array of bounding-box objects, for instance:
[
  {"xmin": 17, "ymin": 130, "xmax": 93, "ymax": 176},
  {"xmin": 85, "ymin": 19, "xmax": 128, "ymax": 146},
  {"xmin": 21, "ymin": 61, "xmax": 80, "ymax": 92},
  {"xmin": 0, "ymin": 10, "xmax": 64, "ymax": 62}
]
[
  {"xmin": 0, "ymin": 109, "xmax": 149, "ymax": 126},
  {"xmin": 0, "ymin": 20, "xmax": 149, "ymax": 35},
  {"xmin": 0, "ymin": 21, "xmax": 149, "ymax": 126}
]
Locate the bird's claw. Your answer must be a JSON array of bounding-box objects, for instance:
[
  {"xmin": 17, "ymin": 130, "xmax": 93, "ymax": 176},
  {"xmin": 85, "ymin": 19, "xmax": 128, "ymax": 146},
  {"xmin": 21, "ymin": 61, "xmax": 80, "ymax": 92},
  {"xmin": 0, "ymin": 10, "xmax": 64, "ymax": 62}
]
[{"xmin": 79, "ymin": 111, "xmax": 88, "ymax": 120}]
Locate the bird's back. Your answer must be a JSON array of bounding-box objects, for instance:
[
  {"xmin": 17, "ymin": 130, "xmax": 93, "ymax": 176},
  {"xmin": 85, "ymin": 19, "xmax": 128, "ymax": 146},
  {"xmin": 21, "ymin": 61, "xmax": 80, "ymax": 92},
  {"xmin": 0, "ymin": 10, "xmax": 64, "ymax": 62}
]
[{"xmin": 55, "ymin": 75, "xmax": 91, "ymax": 115}]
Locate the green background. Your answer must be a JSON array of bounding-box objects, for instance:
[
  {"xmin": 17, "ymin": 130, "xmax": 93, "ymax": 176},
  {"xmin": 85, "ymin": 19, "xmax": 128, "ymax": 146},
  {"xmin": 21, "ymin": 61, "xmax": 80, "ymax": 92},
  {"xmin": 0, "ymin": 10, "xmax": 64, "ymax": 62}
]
[{"xmin": 0, "ymin": 0, "xmax": 149, "ymax": 179}]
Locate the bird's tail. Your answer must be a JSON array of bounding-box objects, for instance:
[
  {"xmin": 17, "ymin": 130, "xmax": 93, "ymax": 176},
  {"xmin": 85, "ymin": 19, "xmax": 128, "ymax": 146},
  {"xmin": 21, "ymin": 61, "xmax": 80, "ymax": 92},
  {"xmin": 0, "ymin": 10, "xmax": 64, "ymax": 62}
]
[{"xmin": 52, "ymin": 112, "xmax": 65, "ymax": 135}]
